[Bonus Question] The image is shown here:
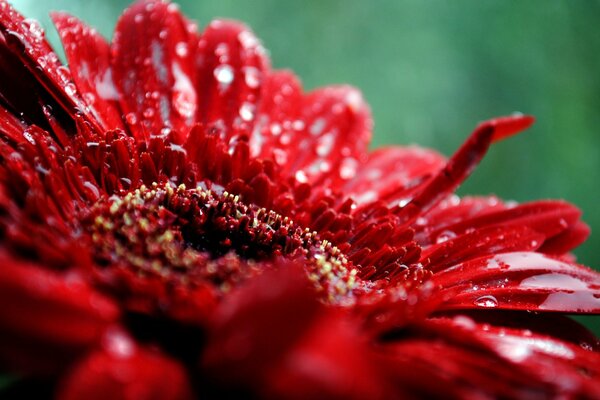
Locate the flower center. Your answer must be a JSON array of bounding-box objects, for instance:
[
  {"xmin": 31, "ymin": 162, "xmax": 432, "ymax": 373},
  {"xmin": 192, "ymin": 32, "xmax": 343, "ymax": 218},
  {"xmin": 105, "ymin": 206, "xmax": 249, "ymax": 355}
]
[{"xmin": 83, "ymin": 182, "xmax": 358, "ymax": 300}]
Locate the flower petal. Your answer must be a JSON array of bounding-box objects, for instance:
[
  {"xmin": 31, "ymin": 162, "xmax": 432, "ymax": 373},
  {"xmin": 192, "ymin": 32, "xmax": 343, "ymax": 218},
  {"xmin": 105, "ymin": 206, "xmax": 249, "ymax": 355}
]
[
  {"xmin": 195, "ymin": 19, "xmax": 269, "ymax": 139},
  {"xmin": 342, "ymin": 145, "xmax": 446, "ymax": 206},
  {"xmin": 280, "ymin": 86, "xmax": 373, "ymax": 185},
  {"xmin": 112, "ymin": 0, "xmax": 198, "ymax": 141},
  {"xmin": 378, "ymin": 316, "xmax": 600, "ymax": 398},
  {"xmin": 430, "ymin": 251, "xmax": 600, "ymax": 313},
  {"xmin": 396, "ymin": 115, "xmax": 534, "ymax": 224},
  {"xmin": 57, "ymin": 332, "xmax": 193, "ymax": 400},
  {"xmin": 250, "ymin": 70, "xmax": 303, "ymax": 159},
  {"xmin": 52, "ymin": 12, "xmax": 125, "ymax": 132},
  {"xmin": 202, "ymin": 264, "xmax": 321, "ymax": 389},
  {"xmin": 0, "ymin": 1, "xmax": 95, "ymax": 130},
  {"xmin": 423, "ymin": 200, "xmax": 583, "ymax": 248},
  {"xmin": 0, "ymin": 254, "xmax": 119, "ymax": 375}
]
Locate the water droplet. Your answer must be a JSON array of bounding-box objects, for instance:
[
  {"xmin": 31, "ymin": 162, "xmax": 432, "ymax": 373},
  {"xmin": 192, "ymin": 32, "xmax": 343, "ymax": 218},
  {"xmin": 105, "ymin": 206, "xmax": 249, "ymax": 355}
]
[
  {"xmin": 310, "ymin": 117, "xmax": 326, "ymax": 136},
  {"xmin": 243, "ymin": 66, "xmax": 261, "ymax": 88},
  {"xmin": 295, "ymin": 170, "xmax": 308, "ymax": 183},
  {"xmin": 270, "ymin": 123, "xmax": 282, "ymax": 136},
  {"xmin": 125, "ymin": 112, "xmax": 138, "ymax": 125},
  {"xmin": 316, "ymin": 132, "xmax": 335, "ymax": 157},
  {"xmin": 22, "ymin": 18, "xmax": 44, "ymax": 40},
  {"xmin": 175, "ymin": 41, "xmax": 189, "ymax": 57},
  {"xmin": 474, "ymin": 295, "xmax": 498, "ymax": 308},
  {"xmin": 64, "ymin": 83, "xmax": 77, "ymax": 97},
  {"xmin": 239, "ymin": 102, "xmax": 256, "ymax": 121},
  {"xmin": 143, "ymin": 108, "xmax": 155, "ymax": 119},
  {"xmin": 214, "ymin": 64, "xmax": 234, "ymax": 86},
  {"xmin": 436, "ymin": 230, "xmax": 457, "ymax": 244},
  {"xmin": 339, "ymin": 157, "xmax": 358, "ymax": 180}
]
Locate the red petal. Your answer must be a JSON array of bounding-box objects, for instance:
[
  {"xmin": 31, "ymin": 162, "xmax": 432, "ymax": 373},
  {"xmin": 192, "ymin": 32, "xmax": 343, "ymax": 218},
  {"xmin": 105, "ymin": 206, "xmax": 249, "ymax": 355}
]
[
  {"xmin": 202, "ymin": 265, "xmax": 321, "ymax": 386},
  {"xmin": 279, "ymin": 86, "xmax": 373, "ymax": 185},
  {"xmin": 342, "ymin": 145, "xmax": 446, "ymax": 206},
  {"xmin": 52, "ymin": 12, "xmax": 125, "ymax": 132},
  {"xmin": 424, "ymin": 200, "xmax": 582, "ymax": 246},
  {"xmin": 0, "ymin": 2, "xmax": 96, "ymax": 129},
  {"xmin": 57, "ymin": 331, "xmax": 193, "ymax": 400},
  {"xmin": 266, "ymin": 314, "xmax": 388, "ymax": 400},
  {"xmin": 112, "ymin": 0, "xmax": 198, "ymax": 141},
  {"xmin": 538, "ymin": 220, "xmax": 591, "ymax": 255},
  {"xmin": 250, "ymin": 70, "xmax": 303, "ymax": 159},
  {"xmin": 195, "ymin": 19, "xmax": 269, "ymax": 139},
  {"xmin": 430, "ymin": 251, "xmax": 600, "ymax": 313},
  {"xmin": 421, "ymin": 225, "xmax": 544, "ymax": 272},
  {"xmin": 0, "ymin": 254, "xmax": 119, "ymax": 375},
  {"xmin": 396, "ymin": 114, "xmax": 533, "ymax": 224},
  {"xmin": 380, "ymin": 316, "xmax": 600, "ymax": 398}
]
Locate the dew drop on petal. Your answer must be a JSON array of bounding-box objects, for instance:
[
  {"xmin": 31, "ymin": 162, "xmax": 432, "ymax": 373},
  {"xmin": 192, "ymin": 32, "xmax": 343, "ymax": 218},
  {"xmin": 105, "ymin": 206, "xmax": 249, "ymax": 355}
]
[
  {"xmin": 239, "ymin": 102, "xmax": 256, "ymax": 121},
  {"xmin": 214, "ymin": 64, "xmax": 234, "ymax": 87},
  {"xmin": 243, "ymin": 66, "xmax": 261, "ymax": 88},
  {"xmin": 474, "ymin": 295, "xmax": 499, "ymax": 308},
  {"xmin": 436, "ymin": 230, "xmax": 457, "ymax": 244},
  {"xmin": 175, "ymin": 41, "xmax": 189, "ymax": 57},
  {"xmin": 125, "ymin": 112, "xmax": 138, "ymax": 125},
  {"xmin": 339, "ymin": 157, "xmax": 358, "ymax": 180}
]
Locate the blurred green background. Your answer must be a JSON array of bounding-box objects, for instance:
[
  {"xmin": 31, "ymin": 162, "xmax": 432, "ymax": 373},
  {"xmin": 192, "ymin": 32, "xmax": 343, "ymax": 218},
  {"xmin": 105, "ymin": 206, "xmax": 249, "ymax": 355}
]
[{"xmin": 10, "ymin": 0, "xmax": 600, "ymax": 321}]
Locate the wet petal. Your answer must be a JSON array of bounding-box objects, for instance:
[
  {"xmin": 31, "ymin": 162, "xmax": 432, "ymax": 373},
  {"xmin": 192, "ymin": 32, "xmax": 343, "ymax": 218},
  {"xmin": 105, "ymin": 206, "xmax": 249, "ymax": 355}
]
[
  {"xmin": 112, "ymin": 0, "xmax": 198, "ymax": 141},
  {"xmin": 430, "ymin": 251, "xmax": 600, "ymax": 313},
  {"xmin": 195, "ymin": 19, "xmax": 269, "ymax": 139},
  {"xmin": 0, "ymin": 1, "xmax": 96, "ymax": 130},
  {"xmin": 280, "ymin": 86, "xmax": 373, "ymax": 185},
  {"xmin": 52, "ymin": 12, "xmax": 125, "ymax": 132},
  {"xmin": 250, "ymin": 70, "xmax": 302, "ymax": 159},
  {"xmin": 396, "ymin": 115, "xmax": 534, "ymax": 224},
  {"xmin": 342, "ymin": 145, "xmax": 445, "ymax": 207}
]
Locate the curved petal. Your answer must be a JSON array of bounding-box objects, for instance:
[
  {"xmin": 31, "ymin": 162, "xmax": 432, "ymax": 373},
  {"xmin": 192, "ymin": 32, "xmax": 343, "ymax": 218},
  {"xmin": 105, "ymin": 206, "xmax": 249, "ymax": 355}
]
[
  {"xmin": 423, "ymin": 200, "xmax": 583, "ymax": 248},
  {"xmin": 250, "ymin": 70, "xmax": 303, "ymax": 159},
  {"xmin": 395, "ymin": 115, "xmax": 534, "ymax": 225},
  {"xmin": 202, "ymin": 265, "xmax": 321, "ymax": 388},
  {"xmin": 421, "ymin": 225, "xmax": 544, "ymax": 272},
  {"xmin": 279, "ymin": 86, "xmax": 373, "ymax": 185},
  {"xmin": 0, "ymin": 254, "xmax": 119, "ymax": 375},
  {"xmin": 57, "ymin": 331, "xmax": 193, "ymax": 400},
  {"xmin": 195, "ymin": 19, "xmax": 270, "ymax": 139},
  {"xmin": 112, "ymin": 0, "xmax": 198, "ymax": 141},
  {"xmin": 0, "ymin": 1, "xmax": 96, "ymax": 131},
  {"xmin": 52, "ymin": 12, "xmax": 125, "ymax": 132},
  {"xmin": 429, "ymin": 251, "xmax": 600, "ymax": 313},
  {"xmin": 378, "ymin": 316, "xmax": 600, "ymax": 398},
  {"xmin": 342, "ymin": 145, "xmax": 446, "ymax": 207}
]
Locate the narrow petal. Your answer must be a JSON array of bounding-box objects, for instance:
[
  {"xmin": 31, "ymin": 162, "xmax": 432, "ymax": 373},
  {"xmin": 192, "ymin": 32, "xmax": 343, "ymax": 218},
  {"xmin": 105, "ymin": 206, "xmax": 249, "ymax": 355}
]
[
  {"xmin": 52, "ymin": 12, "xmax": 125, "ymax": 131},
  {"xmin": 430, "ymin": 251, "xmax": 600, "ymax": 313},
  {"xmin": 57, "ymin": 332, "xmax": 193, "ymax": 400},
  {"xmin": 341, "ymin": 145, "xmax": 445, "ymax": 206},
  {"xmin": 0, "ymin": 254, "xmax": 119, "ymax": 375},
  {"xmin": 112, "ymin": 0, "xmax": 198, "ymax": 141},
  {"xmin": 396, "ymin": 114, "xmax": 534, "ymax": 224},
  {"xmin": 195, "ymin": 19, "xmax": 269, "ymax": 139}
]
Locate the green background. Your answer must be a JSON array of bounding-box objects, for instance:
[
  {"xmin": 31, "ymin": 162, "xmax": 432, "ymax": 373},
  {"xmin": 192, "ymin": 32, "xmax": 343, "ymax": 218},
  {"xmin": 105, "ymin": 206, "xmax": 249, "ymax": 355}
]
[{"xmin": 9, "ymin": 0, "xmax": 600, "ymax": 332}]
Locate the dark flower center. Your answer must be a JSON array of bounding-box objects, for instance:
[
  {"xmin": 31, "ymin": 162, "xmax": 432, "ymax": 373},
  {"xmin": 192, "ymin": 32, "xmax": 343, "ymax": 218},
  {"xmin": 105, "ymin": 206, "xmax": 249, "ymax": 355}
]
[{"xmin": 83, "ymin": 182, "xmax": 358, "ymax": 299}]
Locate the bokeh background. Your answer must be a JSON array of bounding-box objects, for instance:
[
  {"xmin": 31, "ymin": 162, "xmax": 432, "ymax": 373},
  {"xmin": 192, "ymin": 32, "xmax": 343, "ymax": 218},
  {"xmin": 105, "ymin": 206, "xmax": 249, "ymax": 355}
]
[{"xmin": 10, "ymin": 0, "xmax": 600, "ymax": 329}]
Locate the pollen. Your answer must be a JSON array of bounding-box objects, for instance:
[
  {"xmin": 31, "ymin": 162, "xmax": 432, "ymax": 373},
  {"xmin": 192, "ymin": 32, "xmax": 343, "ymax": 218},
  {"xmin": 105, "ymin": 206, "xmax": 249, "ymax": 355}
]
[{"xmin": 84, "ymin": 182, "xmax": 359, "ymax": 300}]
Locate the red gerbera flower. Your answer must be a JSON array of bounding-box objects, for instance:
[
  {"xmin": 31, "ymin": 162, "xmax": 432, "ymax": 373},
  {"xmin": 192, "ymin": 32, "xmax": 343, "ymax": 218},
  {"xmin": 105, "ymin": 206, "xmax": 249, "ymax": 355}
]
[{"xmin": 0, "ymin": 0, "xmax": 599, "ymax": 398}]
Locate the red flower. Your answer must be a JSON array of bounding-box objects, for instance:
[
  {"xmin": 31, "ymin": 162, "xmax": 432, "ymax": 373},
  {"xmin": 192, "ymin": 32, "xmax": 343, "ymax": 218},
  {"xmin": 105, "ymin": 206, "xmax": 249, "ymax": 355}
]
[{"xmin": 0, "ymin": 0, "xmax": 599, "ymax": 398}]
